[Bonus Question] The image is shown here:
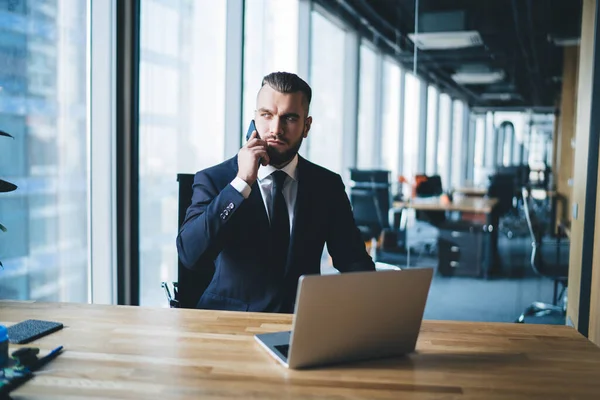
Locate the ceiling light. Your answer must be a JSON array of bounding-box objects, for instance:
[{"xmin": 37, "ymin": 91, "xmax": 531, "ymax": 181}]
[
  {"xmin": 452, "ymin": 70, "xmax": 505, "ymax": 85},
  {"xmin": 408, "ymin": 31, "xmax": 483, "ymax": 50},
  {"xmin": 480, "ymin": 92, "xmax": 522, "ymax": 101}
]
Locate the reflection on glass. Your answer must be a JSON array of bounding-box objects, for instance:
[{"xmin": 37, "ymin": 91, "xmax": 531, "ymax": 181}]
[
  {"xmin": 357, "ymin": 42, "xmax": 378, "ymax": 169},
  {"xmin": 0, "ymin": 0, "xmax": 89, "ymax": 302},
  {"xmin": 242, "ymin": 0, "xmax": 299, "ymax": 142},
  {"xmin": 139, "ymin": 0, "xmax": 227, "ymax": 306},
  {"xmin": 425, "ymin": 85, "xmax": 438, "ymax": 175},
  {"xmin": 402, "ymin": 73, "xmax": 420, "ymax": 196},
  {"xmin": 381, "ymin": 59, "xmax": 401, "ymax": 181},
  {"xmin": 308, "ymin": 11, "xmax": 345, "ymax": 174}
]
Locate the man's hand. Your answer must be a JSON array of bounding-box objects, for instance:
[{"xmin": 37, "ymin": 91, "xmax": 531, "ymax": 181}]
[{"xmin": 237, "ymin": 130, "xmax": 270, "ymax": 186}]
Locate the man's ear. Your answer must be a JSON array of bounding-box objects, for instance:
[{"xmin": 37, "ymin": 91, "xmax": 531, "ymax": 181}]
[{"xmin": 303, "ymin": 116, "xmax": 312, "ymax": 138}]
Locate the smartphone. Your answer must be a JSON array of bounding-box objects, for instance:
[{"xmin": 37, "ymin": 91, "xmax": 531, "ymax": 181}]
[{"xmin": 246, "ymin": 120, "xmax": 258, "ymax": 141}]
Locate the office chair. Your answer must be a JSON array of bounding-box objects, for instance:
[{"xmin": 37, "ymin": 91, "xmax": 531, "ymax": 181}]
[
  {"xmin": 488, "ymin": 172, "xmax": 528, "ymax": 239},
  {"xmin": 516, "ymin": 187, "xmax": 569, "ymax": 323},
  {"xmin": 414, "ymin": 174, "xmax": 446, "ymax": 227},
  {"xmin": 349, "ymin": 169, "xmax": 391, "ymax": 240},
  {"xmin": 349, "ymin": 169, "xmax": 407, "ymax": 265},
  {"xmin": 162, "ymin": 173, "xmax": 215, "ymax": 308}
]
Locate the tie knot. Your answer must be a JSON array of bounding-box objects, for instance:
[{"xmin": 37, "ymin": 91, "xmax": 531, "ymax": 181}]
[{"xmin": 272, "ymin": 170, "xmax": 287, "ymax": 191}]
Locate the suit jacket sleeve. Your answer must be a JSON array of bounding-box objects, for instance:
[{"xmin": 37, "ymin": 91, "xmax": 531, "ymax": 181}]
[
  {"xmin": 176, "ymin": 170, "xmax": 246, "ymax": 269},
  {"xmin": 326, "ymin": 175, "xmax": 376, "ymax": 272}
]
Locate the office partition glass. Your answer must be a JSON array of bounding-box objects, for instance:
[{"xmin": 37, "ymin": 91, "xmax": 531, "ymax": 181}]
[
  {"xmin": 425, "ymin": 85, "xmax": 438, "ymax": 175},
  {"xmin": 0, "ymin": 0, "xmax": 89, "ymax": 302},
  {"xmin": 242, "ymin": 0, "xmax": 299, "ymax": 142},
  {"xmin": 308, "ymin": 11, "xmax": 346, "ymax": 174},
  {"xmin": 357, "ymin": 42, "xmax": 379, "ymax": 169},
  {"xmin": 381, "ymin": 59, "xmax": 402, "ymax": 182},
  {"xmin": 502, "ymin": 122, "xmax": 515, "ymax": 166},
  {"xmin": 436, "ymin": 94, "xmax": 452, "ymax": 190},
  {"xmin": 138, "ymin": 0, "xmax": 227, "ymax": 306},
  {"xmin": 402, "ymin": 73, "xmax": 421, "ymax": 195},
  {"xmin": 451, "ymin": 100, "xmax": 465, "ymax": 188},
  {"xmin": 473, "ymin": 116, "xmax": 487, "ymax": 185}
]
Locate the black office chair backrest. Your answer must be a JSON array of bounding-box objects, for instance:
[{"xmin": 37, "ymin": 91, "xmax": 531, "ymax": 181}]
[
  {"xmin": 349, "ymin": 169, "xmax": 389, "ymax": 184},
  {"xmin": 350, "ymin": 186, "xmax": 390, "ymax": 240},
  {"xmin": 414, "ymin": 174, "xmax": 446, "ymax": 226},
  {"xmin": 415, "ymin": 175, "xmax": 443, "ymax": 197},
  {"xmin": 487, "ymin": 172, "xmax": 516, "ymax": 215},
  {"xmin": 349, "ymin": 169, "xmax": 391, "ymax": 241},
  {"xmin": 176, "ymin": 173, "xmax": 215, "ymax": 308}
]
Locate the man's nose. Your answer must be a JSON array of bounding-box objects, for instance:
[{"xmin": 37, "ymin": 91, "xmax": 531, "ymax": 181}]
[{"xmin": 270, "ymin": 117, "xmax": 284, "ymax": 135}]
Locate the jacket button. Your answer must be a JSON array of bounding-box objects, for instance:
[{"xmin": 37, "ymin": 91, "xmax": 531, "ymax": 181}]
[{"xmin": 227, "ymin": 202, "xmax": 234, "ymax": 210}]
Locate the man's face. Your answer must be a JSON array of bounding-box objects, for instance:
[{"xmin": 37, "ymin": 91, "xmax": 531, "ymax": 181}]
[{"xmin": 255, "ymin": 84, "xmax": 312, "ymax": 167}]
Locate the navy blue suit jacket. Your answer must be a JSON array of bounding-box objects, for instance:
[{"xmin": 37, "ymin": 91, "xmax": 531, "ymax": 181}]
[{"xmin": 176, "ymin": 155, "xmax": 375, "ymax": 313}]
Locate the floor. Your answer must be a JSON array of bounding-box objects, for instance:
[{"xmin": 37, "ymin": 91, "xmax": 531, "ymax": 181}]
[
  {"xmin": 416, "ymin": 236, "xmax": 560, "ymax": 323},
  {"xmin": 324, "ymin": 234, "xmax": 566, "ymax": 325}
]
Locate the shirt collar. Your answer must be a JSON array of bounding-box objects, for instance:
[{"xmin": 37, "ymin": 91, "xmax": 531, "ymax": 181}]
[{"xmin": 258, "ymin": 154, "xmax": 299, "ymax": 182}]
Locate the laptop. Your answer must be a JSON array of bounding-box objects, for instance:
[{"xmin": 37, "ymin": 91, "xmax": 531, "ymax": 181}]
[{"xmin": 255, "ymin": 267, "xmax": 433, "ymax": 369}]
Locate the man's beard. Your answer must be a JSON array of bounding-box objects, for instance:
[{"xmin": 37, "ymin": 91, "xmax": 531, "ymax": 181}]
[{"xmin": 267, "ymin": 137, "xmax": 303, "ymax": 167}]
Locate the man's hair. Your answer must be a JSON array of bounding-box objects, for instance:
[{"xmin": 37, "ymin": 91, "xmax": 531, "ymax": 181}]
[{"xmin": 261, "ymin": 72, "xmax": 312, "ymax": 112}]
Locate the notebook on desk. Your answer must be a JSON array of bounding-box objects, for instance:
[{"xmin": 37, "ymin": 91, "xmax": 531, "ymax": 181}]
[{"xmin": 255, "ymin": 268, "xmax": 433, "ymax": 369}]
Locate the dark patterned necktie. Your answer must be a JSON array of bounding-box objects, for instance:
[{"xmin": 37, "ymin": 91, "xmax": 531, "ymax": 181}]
[{"xmin": 270, "ymin": 170, "xmax": 290, "ymax": 270}]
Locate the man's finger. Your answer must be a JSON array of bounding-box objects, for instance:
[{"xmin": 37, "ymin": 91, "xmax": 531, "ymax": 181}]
[
  {"xmin": 260, "ymin": 152, "xmax": 270, "ymax": 166},
  {"xmin": 247, "ymin": 136, "xmax": 267, "ymax": 148}
]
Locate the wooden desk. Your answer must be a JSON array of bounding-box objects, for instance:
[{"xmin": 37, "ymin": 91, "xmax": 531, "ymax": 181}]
[
  {"xmin": 3, "ymin": 301, "xmax": 600, "ymax": 399},
  {"xmin": 394, "ymin": 197, "xmax": 500, "ymax": 278},
  {"xmin": 453, "ymin": 186, "xmax": 488, "ymax": 197},
  {"xmin": 393, "ymin": 197, "xmax": 499, "ymax": 214}
]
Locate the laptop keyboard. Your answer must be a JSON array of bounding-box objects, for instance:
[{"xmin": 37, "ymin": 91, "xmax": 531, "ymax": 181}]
[{"xmin": 274, "ymin": 344, "xmax": 289, "ymax": 359}]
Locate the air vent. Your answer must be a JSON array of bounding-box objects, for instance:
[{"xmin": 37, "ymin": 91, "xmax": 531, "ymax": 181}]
[{"xmin": 408, "ymin": 31, "xmax": 483, "ymax": 50}]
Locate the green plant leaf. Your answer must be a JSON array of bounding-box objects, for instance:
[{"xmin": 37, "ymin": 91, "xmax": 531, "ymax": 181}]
[
  {"xmin": 0, "ymin": 179, "xmax": 17, "ymax": 193},
  {"xmin": 0, "ymin": 223, "xmax": 6, "ymax": 232},
  {"xmin": 0, "ymin": 130, "xmax": 14, "ymax": 139}
]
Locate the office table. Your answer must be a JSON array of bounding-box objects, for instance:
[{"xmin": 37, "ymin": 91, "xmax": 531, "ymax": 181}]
[
  {"xmin": 2, "ymin": 301, "xmax": 600, "ymax": 399},
  {"xmin": 393, "ymin": 197, "xmax": 500, "ymax": 277},
  {"xmin": 393, "ymin": 197, "xmax": 499, "ymax": 214},
  {"xmin": 453, "ymin": 186, "xmax": 488, "ymax": 197}
]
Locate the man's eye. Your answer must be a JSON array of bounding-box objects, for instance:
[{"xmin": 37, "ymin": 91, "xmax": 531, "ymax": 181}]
[{"xmin": 286, "ymin": 116, "xmax": 297, "ymax": 122}]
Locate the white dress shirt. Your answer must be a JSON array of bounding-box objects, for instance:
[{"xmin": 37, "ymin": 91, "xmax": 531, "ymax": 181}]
[{"xmin": 230, "ymin": 155, "xmax": 298, "ymax": 234}]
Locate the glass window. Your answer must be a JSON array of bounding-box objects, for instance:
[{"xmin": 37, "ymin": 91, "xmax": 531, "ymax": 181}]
[
  {"xmin": 473, "ymin": 116, "xmax": 487, "ymax": 185},
  {"xmin": 308, "ymin": 11, "xmax": 346, "ymax": 173},
  {"xmin": 139, "ymin": 0, "xmax": 227, "ymax": 306},
  {"xmin": 402, "ymin": 73, "xmax": 421, "ymax": 195},
  {"xmin": 0, "ymin": 0, "xmax": 89, "ymax": 301},
  {"xmin": 502, "ymin": 122, "xmax": 515, "ymax": 166},
  {"xmin": 437, "ymin": 94, "xmax": 452, "ymax": 190},
  {"xmin": 357, "ymin": 42, "xmax": 378, "ymax": 169},
  {"xmin": 381, "ymin": 59, "xmax": 402, "ymax": 181},
  {"xmin": 451, "ymin": 100, "xmax": 464, "ymax": 188},
  {"xmin": 425, "ymin": 85, "xmax": 438, "ymax": 175},
  {"xmin": 242, "ymin": 0, "xmax": 299, "ymax": 141}
]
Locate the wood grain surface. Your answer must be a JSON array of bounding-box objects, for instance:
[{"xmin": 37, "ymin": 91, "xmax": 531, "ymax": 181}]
[
  {"xmin": 394, "ymin": 197, "xmax": 499, "ymax": 214},
  {"xmin": 1, "ymin": 301, "xmax": 599, "ymax": 399}
]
